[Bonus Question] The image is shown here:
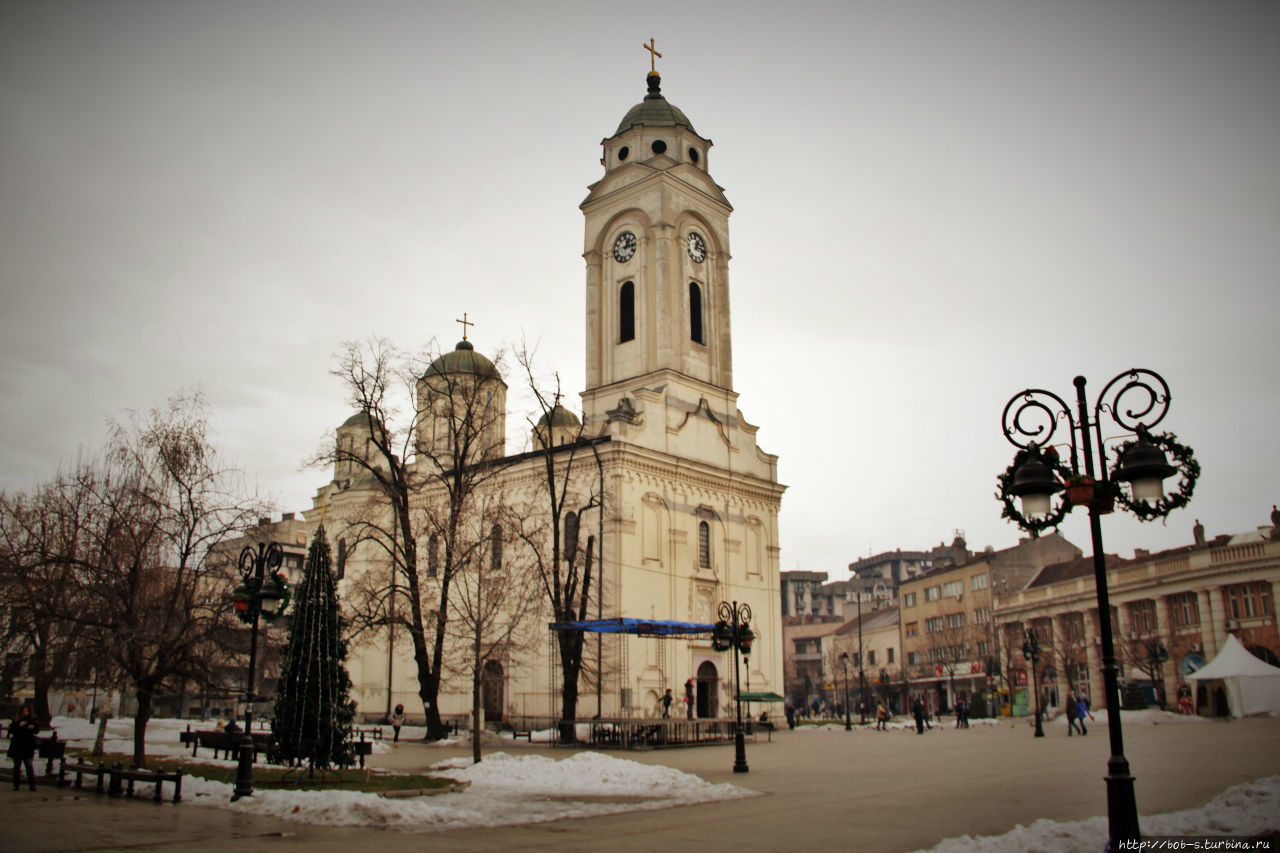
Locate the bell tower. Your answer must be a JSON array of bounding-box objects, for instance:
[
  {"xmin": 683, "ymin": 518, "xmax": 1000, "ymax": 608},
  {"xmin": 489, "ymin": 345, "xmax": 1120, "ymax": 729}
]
[{"xmin": 581, "ymin": 55, "xmax": 735, "ymax": 429}]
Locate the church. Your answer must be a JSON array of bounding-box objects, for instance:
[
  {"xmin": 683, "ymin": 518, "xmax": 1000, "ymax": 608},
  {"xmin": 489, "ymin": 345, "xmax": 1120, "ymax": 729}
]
[{"xmin": 287, "ymin": 58, "xmax": 786, "ymax": 726}]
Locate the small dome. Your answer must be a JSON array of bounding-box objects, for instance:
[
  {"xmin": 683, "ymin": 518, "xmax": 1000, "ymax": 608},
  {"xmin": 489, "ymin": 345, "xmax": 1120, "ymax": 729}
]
[
  {"xmin": 615, "ymin": 72, "xmax": 696, "ymax": 136},
  {"xmin": 537, "ymin": 404, "xmax": 581, "ymax": 428},
  {"xmin": 340, "ymin": 411, "xmax": 380, "ymax": 430},
  {"xmin": 424, "ymin": 340, "xmax": 501, "ymax": 380}
]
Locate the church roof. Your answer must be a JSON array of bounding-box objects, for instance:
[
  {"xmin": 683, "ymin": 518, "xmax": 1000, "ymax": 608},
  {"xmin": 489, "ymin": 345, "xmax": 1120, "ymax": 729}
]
[
  {"xmin": 536, "ymin": 404, "xmax": 581, "ymax": 428},
  {"xmin": 424, "ymin": 340, "xmax": 501, "ymax": 381},
  {"xmin": 615, "ymin": 72, "xmax": 696, "ymax": 136},
  {"xmin": 340, "ymin": 410, "xmax": 382, "ymax": 430}
]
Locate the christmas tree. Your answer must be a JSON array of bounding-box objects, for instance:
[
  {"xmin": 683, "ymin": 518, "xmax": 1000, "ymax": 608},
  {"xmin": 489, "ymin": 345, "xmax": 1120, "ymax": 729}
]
[{"xmin": 269, "ymin": 523, "xmax": 355, "ymax": 771}]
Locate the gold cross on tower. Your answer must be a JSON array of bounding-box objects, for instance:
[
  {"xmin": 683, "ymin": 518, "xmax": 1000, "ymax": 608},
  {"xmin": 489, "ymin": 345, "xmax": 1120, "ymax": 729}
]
[
  {"xmin": 456, "ymin": 312, "xmax": 474, "ymax": 341},
  {"xmin": 643, "ymin": 38, "xmax": 662, "ymax": 72}
]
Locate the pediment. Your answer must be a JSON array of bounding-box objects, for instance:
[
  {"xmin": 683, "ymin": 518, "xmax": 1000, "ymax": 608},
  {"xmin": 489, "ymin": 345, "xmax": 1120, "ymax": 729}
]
[{"xmin": 583, "ymin": 162, "xmax": 731, "ymax": 210}]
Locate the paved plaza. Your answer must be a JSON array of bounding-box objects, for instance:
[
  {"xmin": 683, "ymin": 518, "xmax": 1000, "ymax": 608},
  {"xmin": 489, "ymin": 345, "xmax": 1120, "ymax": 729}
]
[{"xmin": 3, "ymin": 716, "xmax": 1278, "ymax": 853}]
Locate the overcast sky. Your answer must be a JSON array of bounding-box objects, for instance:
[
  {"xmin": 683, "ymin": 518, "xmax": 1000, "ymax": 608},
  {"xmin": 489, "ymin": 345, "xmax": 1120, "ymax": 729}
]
[{"xmin": 3, "ymin": 0, "xmax": 1278, "ymax": 579}]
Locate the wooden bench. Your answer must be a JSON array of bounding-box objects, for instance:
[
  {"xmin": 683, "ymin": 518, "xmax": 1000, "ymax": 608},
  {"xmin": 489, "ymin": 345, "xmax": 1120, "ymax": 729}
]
[
  {"xmin": 501, "ymin": 723, "xmax": 533, "ymax": 742},
  {"xmin": 58, "ymin": 759, "xmax": 182, "ymax": 803},
  {"xmin": 185, "ymin": 728, "xmax": 271, "ymax": 760},
  {"xmin": 107, "ymin": 763, "xmax": 183, "ymax": 803},
  {"xmin": 352, "ymin": 726, "xmax": 383, "ymax": 740},
  {"xmin": 350, "ymin": 735, "xmax": 374, "ymax": 768},
  {"xmin": 58, "ymin": 759, "xmax": 108, "ymax": 794},
  {"xmin": 36, "ymin": 733, "xmax": 68, "ymax": 777}
]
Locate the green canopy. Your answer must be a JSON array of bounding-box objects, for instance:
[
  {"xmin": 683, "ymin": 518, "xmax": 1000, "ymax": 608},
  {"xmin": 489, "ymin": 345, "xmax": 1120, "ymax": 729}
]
[{"xmin": 737, "ymin": 691, "xmax": 785, "ymax": 702}]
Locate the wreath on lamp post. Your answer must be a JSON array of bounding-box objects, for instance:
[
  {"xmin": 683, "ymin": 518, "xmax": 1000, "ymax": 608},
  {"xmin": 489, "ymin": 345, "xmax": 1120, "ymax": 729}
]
[
  {"xmin": 995, "ymin": 445, "xmax": 1073, "ymax": 537},
  {"xmin": 1111, "ymin": 430, "xmax": 1201, "ymax": 521},
  {"xmin": 712, "ymin": 620, "xmax": 754, "ymax": 655},
  {"xmin": 234, "ymin": 572, "xmax": 292, "ymax": 624}
]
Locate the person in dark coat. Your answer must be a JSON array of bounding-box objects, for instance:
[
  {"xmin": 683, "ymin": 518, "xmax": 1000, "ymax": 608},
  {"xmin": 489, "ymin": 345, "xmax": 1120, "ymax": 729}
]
[
  {"xmin": 911, "ymin": 698, "xmax": 925, "ymax": 734},
  {"xmin": 8, "ymin": 706, "xmax": 40, "ymax": 791},
  {"xmin": 1066, "ymin": 692, "xmax": 1081, "ymax": 736}
]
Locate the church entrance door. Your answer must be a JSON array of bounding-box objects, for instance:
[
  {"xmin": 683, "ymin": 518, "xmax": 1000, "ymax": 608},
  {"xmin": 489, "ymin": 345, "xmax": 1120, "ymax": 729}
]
[
  {"xmin": 482, "ymin": 660, "xmax": 504, "ymax": 722},
  {"xmin": 696, "ymin": 661, "xmax": 718, "ymax": 718}
]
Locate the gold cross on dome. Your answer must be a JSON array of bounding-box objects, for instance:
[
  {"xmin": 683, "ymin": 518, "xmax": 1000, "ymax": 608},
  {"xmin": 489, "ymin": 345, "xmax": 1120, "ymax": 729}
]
[
  {"xmin": 643, "ymin": 38, "xmax": 662, "ymax": 72},
  {"xmin": 456, "ymin": 312, "xmax": 474, "ymax": 341}
]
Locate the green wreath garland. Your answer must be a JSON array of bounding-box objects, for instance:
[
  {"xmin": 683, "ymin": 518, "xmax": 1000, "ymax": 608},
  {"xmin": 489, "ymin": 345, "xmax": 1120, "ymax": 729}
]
[
  {"xmin": 995, "ymin": 445, "xmax": 1073, "ymax": 538},
  {"xmin": 1111, "ymin": 430, "xmax": 1200, "ymax": 521},
  {"xmin": 711, "ymin": 620, "xmax": 754, "ymax": 655},
  {"xmin": 234, "ymin": 571, "xmax": 292, "ymax": 624}
]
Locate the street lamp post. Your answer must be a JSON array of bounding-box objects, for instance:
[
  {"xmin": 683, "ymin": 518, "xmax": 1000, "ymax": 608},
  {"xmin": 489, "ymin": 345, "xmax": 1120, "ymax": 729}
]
[
  {"xmin": 1021, "ymin": 630, "xmax": 1045, "ymax": 738},
  {"xmin": 230, "ymin": 541, "xmax": 284, "ymax": 802},
  {"xmin": 856, "ymin": 591, "xmax": 867, "ymax": 725},
  {"xmin": 1147, "ymin": 642, "xmax": 1169, "ymax": 710},
  {"xmin": 717, "ymin": 601, "xmax": 752, "ymax": 774},
  {"xmin": 840, "ymin": 652, "xmax": 852, "ymax": 730},
  {"xmin": 999, "ymin": 368, "xmax": 1198, "ymax": 846}
]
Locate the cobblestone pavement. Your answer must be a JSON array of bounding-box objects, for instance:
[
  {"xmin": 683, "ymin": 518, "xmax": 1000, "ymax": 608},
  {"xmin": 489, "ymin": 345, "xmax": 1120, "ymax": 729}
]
[{"xmin": 3, "ymin": 716, "xmax": 1277, "ymax": 853}]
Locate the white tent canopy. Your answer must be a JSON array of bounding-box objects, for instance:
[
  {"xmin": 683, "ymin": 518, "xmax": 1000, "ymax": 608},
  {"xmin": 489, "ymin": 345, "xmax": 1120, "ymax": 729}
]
[{"xmin": 1188, "ymin": 634, "xmax": 1280, "ymax": 718}]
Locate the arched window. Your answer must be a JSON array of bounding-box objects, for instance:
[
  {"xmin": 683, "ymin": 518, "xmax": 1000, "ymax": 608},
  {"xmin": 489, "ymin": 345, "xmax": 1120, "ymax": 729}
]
[
  {"xmin": 689, "ymin": 282, "xmax": 704, "ymax": 344},
  {"xmin": 427, "ymin": 533, "xmax": 439, "ymax": 578},
  {"xmin": 698, "ymin": 520, "xmax": 710, "ymax": 568},
  {"xmin": 564, "ymin": 511, "xmax": 579, "ymax": 560},
  {"xmin": 337, "ymin": 538, "xmax": 347, "ymax": 580},
  {"xmin": 619, "ymin": 281, "xmax": 635, "ymax": 343},
  {"xmin": 490, "ymin": 524, "xmax": 503, "ymax": 572}
]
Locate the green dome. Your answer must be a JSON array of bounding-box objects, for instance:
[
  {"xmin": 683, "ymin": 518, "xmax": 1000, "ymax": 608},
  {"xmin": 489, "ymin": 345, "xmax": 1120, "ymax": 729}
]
[
  {"xmin": 424, "ymin": 340, "xmax": 501, "ymax": 380},
  {"xmin": 615, "ymin": 73, "xmax": 696, "ymax": 136},
  {"xmin": 340, "ymin": 411, "xmax": 380, "ymax": 430},
  {"xmin": 537, "ymin": 404, "xmax": 581, "ymax": 428}
]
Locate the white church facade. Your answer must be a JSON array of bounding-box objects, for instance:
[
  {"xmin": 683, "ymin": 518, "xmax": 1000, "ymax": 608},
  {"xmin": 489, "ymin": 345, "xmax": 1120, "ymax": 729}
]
[{"xmin": 288, "ymin": 66, "xmax": 786, "ymax": 725}]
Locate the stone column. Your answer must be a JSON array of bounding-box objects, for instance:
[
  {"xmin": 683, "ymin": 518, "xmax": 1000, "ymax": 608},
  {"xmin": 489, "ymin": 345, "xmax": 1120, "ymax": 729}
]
[{"xmin": 1199, "ymin": 588, "xmax": 1224, "ymax": 658}]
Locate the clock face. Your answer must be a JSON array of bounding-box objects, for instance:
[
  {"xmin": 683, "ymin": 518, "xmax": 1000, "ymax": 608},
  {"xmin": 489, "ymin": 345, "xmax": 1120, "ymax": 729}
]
[
  {"xmin": 612, "ymin": 231, "xmax": 637, "ymax": 263},
  {"xmin": 687, "ymin": 231, "xmax": 707, "ymax": 263}
]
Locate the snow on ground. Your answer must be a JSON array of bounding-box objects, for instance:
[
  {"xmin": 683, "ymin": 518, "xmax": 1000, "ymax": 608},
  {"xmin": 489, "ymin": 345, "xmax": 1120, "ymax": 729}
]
[
  {"xmin": 917, "ymin": 775, "xmax": 1280, "ymax": 853},
  {"xmin": 41, "ymin": 715, "xmax": 756, "ymax": 830},
  {"xmin": 34, "ymin": 713, "xmax": 1276, "ymax": 841}
]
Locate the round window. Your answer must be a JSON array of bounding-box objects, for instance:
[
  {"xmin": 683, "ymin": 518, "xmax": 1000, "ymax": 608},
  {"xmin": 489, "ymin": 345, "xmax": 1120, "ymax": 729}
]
[
  {"xmin": 618, "ymin": 146, "xmax": 629, "ymax": 162},
  {"xmin": 688, "ymin": 147, "xmax": 699, "ymax": 163},
  {"xmin": 651, "ymin": 140, "xmax": 667, "ymax": 155}
]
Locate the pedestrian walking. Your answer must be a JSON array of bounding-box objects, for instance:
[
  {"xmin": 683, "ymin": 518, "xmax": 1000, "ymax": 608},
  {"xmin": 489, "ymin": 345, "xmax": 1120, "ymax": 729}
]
[
  {"xmin": 911, "ymin": 698, "xmax": 925, "ymax": 734},
  {"xmin": 784, "ymin": 700, "xmax": 796, "ymax": 729},
  {"xmin": 685, "ymin": 678, "xmax": 695, "ymax": 720},
  {"xmin": 389, "ymin": 703, "xmax": 406, "ymax": 743},
  {"xmin": 1066, "ymin": 692, "xmax": 1081, "ymax": 735},
  {"xmin": 8, "ymin": 706, "xmax": 40, "ymax": 791},
  {"xmin": 661, "ymin": 688, "xmax": 673, "ymax": 719},
  {"xmin": 1077, "ymin": 695, "xmax": 1090, "ymax": 735},
  {"xmin": 876, "ymin": 701, "xmax": 888, "ymax": 731}
]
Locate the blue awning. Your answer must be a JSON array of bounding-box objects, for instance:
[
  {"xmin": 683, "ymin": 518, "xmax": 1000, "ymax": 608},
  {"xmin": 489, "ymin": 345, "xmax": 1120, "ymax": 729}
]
[{"xmin": 549, "ymin": 618, "xmax": 715, "ymax": 637}]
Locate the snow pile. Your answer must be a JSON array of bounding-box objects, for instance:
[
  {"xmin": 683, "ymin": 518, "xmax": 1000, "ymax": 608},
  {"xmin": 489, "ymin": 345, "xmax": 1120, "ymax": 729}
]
[
  {"xmin": 918, "ymin": 775, "xmax": 1280, "ymax": 853},
  {"xmin": 170, "ymin": 750, "xmax": 754, "ymax": 830}
]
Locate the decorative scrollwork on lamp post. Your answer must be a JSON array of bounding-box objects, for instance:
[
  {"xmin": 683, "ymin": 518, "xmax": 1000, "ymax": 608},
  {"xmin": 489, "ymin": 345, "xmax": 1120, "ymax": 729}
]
[
  {"xmin": 714, "ymin": 600, "xmax": 753, "ymax": 774},
  {"xmin": 997, "ymin": 368, "xmax": 1198, "ymax": 847},
  {"xmin": 230, "ymin": 541, "xmax": 285, "ymax": 802}
]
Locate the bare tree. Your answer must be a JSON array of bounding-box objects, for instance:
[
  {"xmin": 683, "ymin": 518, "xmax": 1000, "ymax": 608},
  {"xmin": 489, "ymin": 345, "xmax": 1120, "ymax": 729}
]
[
  {"xmin": 508, "ymin": 348, "xmax": 606, "ymax": 743},
  {"xmin": 445, "ymin": 499, "xmax": 544, "ymax": 763},
  {"xmin": 922, "ymin": 610, "xmax": 975, "ymax": 712},
  {"xmin": 64, "ymin": 393, "xmax": 262, "ymax": 766},
  {"xmin": 315, "ymin": 338, "xmax": 510, "ymax": 739},
  {"xmin": 0, "ymin": 479, "xmax": 102, "ymax": 724},
  {"xmin": 1053, "ymin": 612, "xmax": 1091, "ymax": 699}
]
